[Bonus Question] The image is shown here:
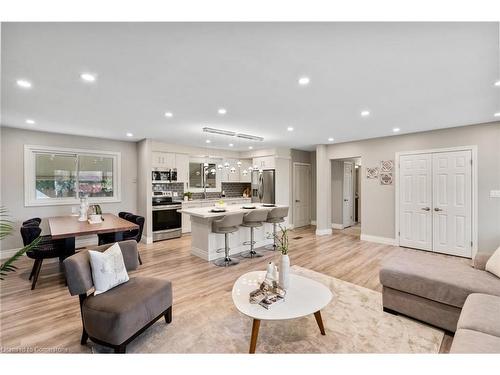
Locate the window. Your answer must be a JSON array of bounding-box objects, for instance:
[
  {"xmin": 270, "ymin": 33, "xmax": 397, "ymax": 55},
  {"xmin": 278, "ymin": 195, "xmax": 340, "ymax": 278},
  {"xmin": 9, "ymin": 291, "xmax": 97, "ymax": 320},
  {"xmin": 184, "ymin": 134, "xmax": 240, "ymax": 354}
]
[
  {"xmin": 189, "ymin": 162, "xmax": 217, "ymax": 189},
  {"xmin": 25, "ymin": 145, "xmax": 121, "ymax": 206}
]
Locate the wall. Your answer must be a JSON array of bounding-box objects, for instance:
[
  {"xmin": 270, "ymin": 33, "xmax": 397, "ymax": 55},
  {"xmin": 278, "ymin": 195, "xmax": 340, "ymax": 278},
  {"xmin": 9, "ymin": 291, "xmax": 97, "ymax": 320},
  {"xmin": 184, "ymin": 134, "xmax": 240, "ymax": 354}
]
[
  {"xmin": 324, "ymin": 122, "xmax": 500, "ymax": 252},
  {"xmin": 0, "ymin": 127, "xmax": 138, "ymax": 253},
  {"xmin": 311, "ymin": 151, "xmax": 316, "ymax": 222},
  {"xmin": 137, "ymin": 139, "xmax": 152, "ymax": 242}
]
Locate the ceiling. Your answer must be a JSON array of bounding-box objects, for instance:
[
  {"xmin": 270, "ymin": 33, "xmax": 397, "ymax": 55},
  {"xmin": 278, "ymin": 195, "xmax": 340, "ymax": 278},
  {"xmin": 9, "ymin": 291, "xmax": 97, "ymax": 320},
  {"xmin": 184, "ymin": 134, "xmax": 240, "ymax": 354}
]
[{"xmin": 1, "ymin": 22, "xmax": 499, "ymax": 151}]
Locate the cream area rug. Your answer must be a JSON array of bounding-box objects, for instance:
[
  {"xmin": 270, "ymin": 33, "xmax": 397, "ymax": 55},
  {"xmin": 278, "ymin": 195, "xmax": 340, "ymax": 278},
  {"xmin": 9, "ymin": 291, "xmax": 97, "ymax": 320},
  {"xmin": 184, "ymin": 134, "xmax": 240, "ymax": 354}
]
[{"xmin": 91, "ymin": 266, "xmax": 444, "ymax": 353}]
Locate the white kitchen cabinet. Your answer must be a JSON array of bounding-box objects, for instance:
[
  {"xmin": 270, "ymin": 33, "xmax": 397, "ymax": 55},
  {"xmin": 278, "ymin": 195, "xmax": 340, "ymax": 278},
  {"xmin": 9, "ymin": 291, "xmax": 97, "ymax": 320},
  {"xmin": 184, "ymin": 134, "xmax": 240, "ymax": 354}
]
[
  {"xmin": 220, "ymin": 158, "xmax": 253, "ymax": 182},
  {"xmin": 181, "ymin": 201, "xmax": 202, "ymax": 233},
  {"xmin": 152, "ymin": 152, "xmax": 176, "ymax": 169},
  {"xmin": 175, "ymin": 153, "xmax": 189, "ymax": 183},
  {"xmin": 252, "ymin": 156, "xmax": 275, "ymax": 170},
  {"xmin": 239, "ymin": 159, "xmax": 252, "ymax": 182}
]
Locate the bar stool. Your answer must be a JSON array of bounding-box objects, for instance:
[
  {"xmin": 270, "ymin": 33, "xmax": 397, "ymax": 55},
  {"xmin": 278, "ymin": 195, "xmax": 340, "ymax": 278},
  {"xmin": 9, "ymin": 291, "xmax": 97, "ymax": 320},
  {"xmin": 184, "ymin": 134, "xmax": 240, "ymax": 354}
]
[
  {"xmin": 212, "ymin": 212, "xmax": 245, "ymax": 267},
  {"xmin": 265, "ymin": 206, "xmax": 289, "ymax": 251},
  {"xmin": 240, "ymin": 209, "xmax": 269, "ymax": 259}
]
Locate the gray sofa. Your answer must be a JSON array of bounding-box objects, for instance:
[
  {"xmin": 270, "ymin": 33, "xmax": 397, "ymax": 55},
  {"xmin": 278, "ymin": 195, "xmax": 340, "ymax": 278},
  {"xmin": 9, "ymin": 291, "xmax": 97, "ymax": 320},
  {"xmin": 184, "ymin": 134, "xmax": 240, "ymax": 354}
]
[
  {"xmin": 379, "ymin": 250, "xmax": 500, "ymax": 352},
  {"xmin": 64, "ymin": 240, "xmax": 173, "ymax": 353}
]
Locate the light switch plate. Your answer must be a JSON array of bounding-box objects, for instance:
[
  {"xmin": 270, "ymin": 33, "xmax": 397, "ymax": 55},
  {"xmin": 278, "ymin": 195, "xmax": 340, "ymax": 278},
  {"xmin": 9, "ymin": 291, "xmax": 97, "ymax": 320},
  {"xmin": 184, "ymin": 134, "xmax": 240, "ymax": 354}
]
[{"xmin": 490, "ymin": 190, "xmax": 500, "ymax": 198}]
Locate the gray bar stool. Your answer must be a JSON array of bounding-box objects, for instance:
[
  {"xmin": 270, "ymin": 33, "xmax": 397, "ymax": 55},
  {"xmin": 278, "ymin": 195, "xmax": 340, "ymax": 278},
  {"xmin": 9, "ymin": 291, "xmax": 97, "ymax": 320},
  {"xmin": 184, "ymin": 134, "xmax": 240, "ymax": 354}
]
[
  {"xmin": 240, "ymin": 209, "xmax": 269, "ymax": 259},
  {"xmin": 265, "ymin": 206, "xmax": 289, "ymax": 251},
  {"xmin": 212, "ymin": 212, "xmax": 245, "ymax": 267}
]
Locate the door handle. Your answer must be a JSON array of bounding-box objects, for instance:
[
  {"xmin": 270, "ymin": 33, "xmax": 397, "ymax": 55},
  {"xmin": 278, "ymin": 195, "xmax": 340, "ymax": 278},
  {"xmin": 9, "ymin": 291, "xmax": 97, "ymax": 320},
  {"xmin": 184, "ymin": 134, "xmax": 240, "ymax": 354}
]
[
  {"xmin": 295, "ymin": 200, "xmax": 300, "ymax": 202},
  {"xmin": 434, "ymin": 208, "xmax": 443, "ymax": 212},
  {"xmin": 421, "ymin": 207, "xmax": 430, "ymax": 211}
]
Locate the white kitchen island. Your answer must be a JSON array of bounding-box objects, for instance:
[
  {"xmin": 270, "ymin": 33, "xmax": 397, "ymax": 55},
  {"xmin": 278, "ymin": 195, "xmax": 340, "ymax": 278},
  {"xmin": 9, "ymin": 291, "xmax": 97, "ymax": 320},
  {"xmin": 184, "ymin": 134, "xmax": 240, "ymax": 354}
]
[{"xmin": 179, "ymin": 203, "xmax": 287, "ymax": 261}]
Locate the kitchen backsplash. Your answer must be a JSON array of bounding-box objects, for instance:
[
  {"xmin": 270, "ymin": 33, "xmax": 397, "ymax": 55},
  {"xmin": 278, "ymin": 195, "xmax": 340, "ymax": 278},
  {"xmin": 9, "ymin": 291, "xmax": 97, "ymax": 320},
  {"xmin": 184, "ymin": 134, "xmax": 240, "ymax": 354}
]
[{"xmin": 153, "ymin": 182, "xmax": 251, "ymax": 200}]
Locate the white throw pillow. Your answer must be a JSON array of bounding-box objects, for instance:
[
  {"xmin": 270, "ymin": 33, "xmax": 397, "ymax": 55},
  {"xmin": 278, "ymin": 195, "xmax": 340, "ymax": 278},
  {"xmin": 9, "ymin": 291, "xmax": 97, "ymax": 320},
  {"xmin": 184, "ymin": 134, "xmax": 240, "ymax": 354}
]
[
  {"xmin": 89, "ymin": 242, "xmax": 129, "ymax": 295},
  {"xmin": 485, "ymin": 246, "xmax": 500, "ymax": 278}
]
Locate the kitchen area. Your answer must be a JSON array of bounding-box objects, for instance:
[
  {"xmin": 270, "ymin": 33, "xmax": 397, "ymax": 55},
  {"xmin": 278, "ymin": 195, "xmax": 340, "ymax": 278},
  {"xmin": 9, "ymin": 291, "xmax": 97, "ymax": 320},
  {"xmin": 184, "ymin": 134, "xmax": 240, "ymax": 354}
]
[{"xmin": 137, "ymin": 139, "xmax": 291, "ymax": 261}]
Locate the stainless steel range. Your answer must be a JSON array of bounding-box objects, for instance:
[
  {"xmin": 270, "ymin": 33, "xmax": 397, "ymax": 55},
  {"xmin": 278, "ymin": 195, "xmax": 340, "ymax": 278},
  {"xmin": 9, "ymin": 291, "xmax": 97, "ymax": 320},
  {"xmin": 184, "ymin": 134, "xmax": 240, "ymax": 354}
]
[{"xmin": 152, "ymin": 194, "xmax": 182, "ymax": 241}]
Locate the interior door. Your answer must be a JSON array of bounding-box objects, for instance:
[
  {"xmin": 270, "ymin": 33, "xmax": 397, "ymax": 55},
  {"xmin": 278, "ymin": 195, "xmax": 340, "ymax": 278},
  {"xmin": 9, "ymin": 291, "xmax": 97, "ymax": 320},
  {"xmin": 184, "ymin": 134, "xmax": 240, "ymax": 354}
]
[
  {"xmin": 432, "ymin": 151, "xmax": 472, "ymax": 257},
  {"xmin": 343, "ymin": 162, "xmax": 354, "ymax": 228},
  {"xmin": 399, "ymin": 154, "xmax": 433, "ymax": 251},
  {"xmin": 293, "ymin": 164, "xmax": 311, "ymax": 228}
]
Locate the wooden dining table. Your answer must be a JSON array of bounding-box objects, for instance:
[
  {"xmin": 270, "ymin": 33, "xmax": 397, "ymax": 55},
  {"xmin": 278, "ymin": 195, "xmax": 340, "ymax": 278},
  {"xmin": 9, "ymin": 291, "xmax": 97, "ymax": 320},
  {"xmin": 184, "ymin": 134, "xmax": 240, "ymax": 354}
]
[{"xmin": 48, "ymin": 213, "xmax": 139, "ymax": 252}]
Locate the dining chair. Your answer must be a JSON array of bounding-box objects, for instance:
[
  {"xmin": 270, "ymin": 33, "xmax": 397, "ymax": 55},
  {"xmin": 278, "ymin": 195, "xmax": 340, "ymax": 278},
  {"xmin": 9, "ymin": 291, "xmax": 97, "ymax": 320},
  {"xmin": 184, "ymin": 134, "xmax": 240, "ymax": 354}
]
[
  {"xmin": 97, "ymin": 213, "xmax": 145, "ymax": 264},
  {"xmin": 20, "ymin": 223, "xmax": 69, "ymax": 290}
]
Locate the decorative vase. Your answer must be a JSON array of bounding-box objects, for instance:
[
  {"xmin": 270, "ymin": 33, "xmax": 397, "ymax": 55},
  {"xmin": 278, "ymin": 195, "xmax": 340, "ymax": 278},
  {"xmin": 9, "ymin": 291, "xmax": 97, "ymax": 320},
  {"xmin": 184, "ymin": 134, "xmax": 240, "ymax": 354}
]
[{"xmin": 279, "ymin": 254, "xmax": 290, "ymax": 290}]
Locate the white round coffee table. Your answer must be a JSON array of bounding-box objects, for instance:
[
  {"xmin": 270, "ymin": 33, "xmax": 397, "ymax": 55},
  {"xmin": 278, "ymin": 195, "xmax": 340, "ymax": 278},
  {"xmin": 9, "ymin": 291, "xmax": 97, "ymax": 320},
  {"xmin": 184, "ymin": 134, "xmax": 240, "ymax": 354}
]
[{"xmin": 232, "ymin": 271, "xmax": 333, "ymax": 353}]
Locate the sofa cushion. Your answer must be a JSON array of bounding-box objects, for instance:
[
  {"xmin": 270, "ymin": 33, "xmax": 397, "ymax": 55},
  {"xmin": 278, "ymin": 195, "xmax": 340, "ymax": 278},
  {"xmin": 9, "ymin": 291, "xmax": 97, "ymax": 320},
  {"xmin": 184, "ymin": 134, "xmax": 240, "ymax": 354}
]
[
  {"xmin": 457, "ymin": 293, "xmax": 500, "ymax": 337},
  {"xmin": 450, "ymin": 329, "xmax": 500, "ymax": 353},
  {"xmin": 379, "ymin": 251, "xmax": 500, "ymax": 308},
  {"xmin": 485, "ymin": 246, "xmax": 500, "ymax": 278},
  {"xmin": 82, "ymin": 276, "xmax": 172, "ymax": 345}
]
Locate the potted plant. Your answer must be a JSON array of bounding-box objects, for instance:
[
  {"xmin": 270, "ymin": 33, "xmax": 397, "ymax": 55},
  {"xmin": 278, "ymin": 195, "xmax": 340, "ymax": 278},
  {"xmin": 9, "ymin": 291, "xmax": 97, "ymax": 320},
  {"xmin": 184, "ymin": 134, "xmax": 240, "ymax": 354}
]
[
  {"xmin": 0, "ymin": 207, "xmax": 41, "ymax": 280},
  {"xmin": 183, "ymin": 191, "xmax": 193, "ymax": 201},
  {"xmin": 273, "ymin": 224, "xmax": 290, "ymax": 289}
]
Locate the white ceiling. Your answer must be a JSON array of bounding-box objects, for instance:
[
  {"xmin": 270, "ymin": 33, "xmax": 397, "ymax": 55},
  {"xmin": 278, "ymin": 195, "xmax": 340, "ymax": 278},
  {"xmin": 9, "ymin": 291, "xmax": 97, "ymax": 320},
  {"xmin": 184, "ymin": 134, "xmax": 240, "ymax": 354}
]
[{"xmin": 1, "ymin": 22, "xmax": 499, "ymax": 151}]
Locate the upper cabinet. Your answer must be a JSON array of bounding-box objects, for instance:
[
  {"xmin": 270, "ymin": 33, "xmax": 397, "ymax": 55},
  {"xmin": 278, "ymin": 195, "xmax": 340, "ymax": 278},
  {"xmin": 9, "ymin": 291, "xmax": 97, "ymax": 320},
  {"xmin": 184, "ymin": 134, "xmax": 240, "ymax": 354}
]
[
  {"xmin": 252, "ymin": 156, "xmax": 276, "ymax": 170},
  {"xmin": 152, "ymin": 152, "xmax": 176, "ymax": 169},
  {"xmin": 151, "ymin": 152, "xmax": 189, "ymax": 183},
  {"xmin": 175, "ymin": 154, "xmax": 189, "ymax": 183},
  {"xmin": 220, "ymin": 158, "xmax": 252, "ymax": 183}
]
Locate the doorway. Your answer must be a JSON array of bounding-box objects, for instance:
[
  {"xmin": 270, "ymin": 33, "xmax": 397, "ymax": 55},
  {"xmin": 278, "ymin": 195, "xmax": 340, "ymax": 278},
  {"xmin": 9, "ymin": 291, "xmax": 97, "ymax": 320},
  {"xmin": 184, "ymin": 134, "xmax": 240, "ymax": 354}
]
[
  {"xmin": 396, "ymin": 146, "xmax": 477, "ymax": 258},
  {"xmin": 293, "ymin": 162, "xmax": 312, "ymax": 228},
  {"xmin": 331, "ymin": 157, "xmax": 362, "ymax": 235}
]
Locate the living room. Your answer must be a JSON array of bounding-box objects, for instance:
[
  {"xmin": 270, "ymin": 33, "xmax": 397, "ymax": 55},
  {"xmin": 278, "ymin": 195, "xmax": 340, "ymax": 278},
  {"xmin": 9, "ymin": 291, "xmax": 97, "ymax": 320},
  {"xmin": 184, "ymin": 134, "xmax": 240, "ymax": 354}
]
[{"xmin": 1, "ymin": 1, "xmax": 500, "ymax": 374}]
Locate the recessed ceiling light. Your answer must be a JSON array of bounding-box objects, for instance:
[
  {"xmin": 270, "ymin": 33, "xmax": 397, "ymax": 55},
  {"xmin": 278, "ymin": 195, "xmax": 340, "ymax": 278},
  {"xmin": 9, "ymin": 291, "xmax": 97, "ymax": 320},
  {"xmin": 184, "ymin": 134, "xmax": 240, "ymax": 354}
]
[
  {"xmin": 287, "ymin": 126, "xmax": 294, "ymax": 132},
  {"xmin": 494, "ymin": 80, "xmax": 500, "ymax": 87},
  {"xmin": 392, "ymin": 128, "xmax": 400, "ymax": 132},
  {"xmin": 126, "ymin": 132, "xmax": 133, "ymax": 137},
  {"xmin": 25, "ymin": 119, "xmax": 36, "ymax": 125},
  {"xmin": 16, "ymin": 79, "xmax": 32, "ymax": 88},
  {"xmin": 248, "ymin": 146, "xmax": 253, "ymax": 150},
  {"xmin": 218, "ymin": 108, "xmax": 227, "ymax": 115},
  {"xmin": 328, "ymin": 137, "xmax": 334, "ymax": 142},
  {"xmin": 494, "ymin": 112, "xmax": 500, "ymax": 117},
  {"xmin": 80, "ymin": 73, "xmax": 96, "ymax": 82},
  {"xmin": 164, "ymin": 112, "xmax": 173, "ymax": 118},
  {"xmin": 298, "ymin": 76, "xmax": 310, "ymax": 86},
  {"xmin": 361, "ymin": 110, "xmax": 370, "ymax": 117},
  {"xmin": 228, "ymin": 143, "xmax": 234, "ymax": 147},
  {"xmin": 205, "ymin": 139, "xmax": 211, "ymax": 144}
]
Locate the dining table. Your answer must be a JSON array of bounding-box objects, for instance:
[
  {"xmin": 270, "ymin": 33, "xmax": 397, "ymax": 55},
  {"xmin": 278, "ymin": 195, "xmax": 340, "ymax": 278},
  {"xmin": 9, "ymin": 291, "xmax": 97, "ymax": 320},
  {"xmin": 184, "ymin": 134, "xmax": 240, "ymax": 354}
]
[{"xmin": 47, "ymin": 213, "xmax": 140, "ymax": 253}]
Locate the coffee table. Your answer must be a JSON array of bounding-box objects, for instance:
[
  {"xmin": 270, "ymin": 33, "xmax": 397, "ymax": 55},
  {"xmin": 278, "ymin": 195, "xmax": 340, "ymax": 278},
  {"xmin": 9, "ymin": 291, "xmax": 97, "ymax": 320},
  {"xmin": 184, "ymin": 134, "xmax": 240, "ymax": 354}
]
[{"xmin": 232, "ymin": 270, "xmax": 333, "ymax": 353}]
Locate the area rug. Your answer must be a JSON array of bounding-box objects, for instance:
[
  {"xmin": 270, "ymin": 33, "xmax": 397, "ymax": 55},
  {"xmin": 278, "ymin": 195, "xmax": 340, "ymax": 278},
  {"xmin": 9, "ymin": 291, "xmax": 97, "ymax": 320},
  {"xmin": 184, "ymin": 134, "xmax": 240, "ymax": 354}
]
[{"xmin": 91, "ymin": 266, "xmax": 444, "ymax": 353}]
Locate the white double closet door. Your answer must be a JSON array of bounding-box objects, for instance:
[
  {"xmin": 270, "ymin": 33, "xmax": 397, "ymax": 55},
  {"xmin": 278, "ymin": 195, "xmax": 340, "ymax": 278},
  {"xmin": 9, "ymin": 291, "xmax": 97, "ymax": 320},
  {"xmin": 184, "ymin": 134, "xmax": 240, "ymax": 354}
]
[{"xmin": 399, "ymin": 150, "xmax": 472, "ymax": 257}]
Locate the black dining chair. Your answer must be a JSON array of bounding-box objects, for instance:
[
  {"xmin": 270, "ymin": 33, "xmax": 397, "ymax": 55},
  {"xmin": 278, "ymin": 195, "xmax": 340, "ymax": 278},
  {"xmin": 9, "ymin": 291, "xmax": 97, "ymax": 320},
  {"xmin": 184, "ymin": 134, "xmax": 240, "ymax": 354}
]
[
  {"xmin": 97, "ymin": 212, "xmax": 145, "ymax": 264},
  {"xmin": 20, "ymin": 222, "xmax": 71, "ymax": 290},
  {"xmin": 22, "ymin": 217, "xmax": 42, "ymax": 226}
]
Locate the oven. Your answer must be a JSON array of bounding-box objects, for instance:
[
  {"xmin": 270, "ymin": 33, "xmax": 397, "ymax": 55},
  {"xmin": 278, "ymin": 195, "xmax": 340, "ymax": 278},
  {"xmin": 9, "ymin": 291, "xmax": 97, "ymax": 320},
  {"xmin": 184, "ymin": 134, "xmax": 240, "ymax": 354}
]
[{"xmin": 152, "ymin": 197, "xmax": 182, "ymax": 241}]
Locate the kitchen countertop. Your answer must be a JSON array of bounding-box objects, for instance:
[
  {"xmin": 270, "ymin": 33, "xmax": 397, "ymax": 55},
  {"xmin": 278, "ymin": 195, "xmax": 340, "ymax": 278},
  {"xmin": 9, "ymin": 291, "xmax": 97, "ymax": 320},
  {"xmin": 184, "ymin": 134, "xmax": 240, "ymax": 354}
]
[
  {"xmin": 182, "ymin": 197, "xmax": 251, "ymax": 204},
  {"xmin": 179, "ymin": 203, "xmax": 283, "ymax": 219}
]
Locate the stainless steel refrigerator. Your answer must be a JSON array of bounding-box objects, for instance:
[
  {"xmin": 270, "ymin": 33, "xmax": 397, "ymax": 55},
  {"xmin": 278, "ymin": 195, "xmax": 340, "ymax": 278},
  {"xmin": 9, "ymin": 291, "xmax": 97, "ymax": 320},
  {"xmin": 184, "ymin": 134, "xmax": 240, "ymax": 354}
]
[{"xmin": 251, "ymin": 169, "xmax": 275, "ymax": 204}]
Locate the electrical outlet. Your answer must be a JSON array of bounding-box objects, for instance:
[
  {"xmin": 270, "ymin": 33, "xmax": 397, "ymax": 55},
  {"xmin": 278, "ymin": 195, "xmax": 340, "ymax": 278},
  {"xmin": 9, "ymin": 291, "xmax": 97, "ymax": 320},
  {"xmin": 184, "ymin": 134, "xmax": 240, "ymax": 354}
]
[{"xmin": 490, "ymin": 190, "xmax": 500, "ymax": 198}]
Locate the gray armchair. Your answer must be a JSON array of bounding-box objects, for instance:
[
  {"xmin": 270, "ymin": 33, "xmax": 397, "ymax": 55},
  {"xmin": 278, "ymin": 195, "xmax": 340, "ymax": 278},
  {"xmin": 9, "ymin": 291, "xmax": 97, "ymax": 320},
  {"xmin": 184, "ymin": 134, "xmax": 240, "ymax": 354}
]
[{"xmin": 63, "ymin": 240, "xmax": 172, "ymax": 353}]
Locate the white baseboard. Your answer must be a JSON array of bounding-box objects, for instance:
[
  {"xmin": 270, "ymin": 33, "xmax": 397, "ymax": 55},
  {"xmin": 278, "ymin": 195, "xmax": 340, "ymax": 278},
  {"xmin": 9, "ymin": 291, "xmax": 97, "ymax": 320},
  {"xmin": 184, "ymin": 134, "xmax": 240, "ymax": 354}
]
[
  {"xmin": 310, "ymin": 220, "xmax": 317, "ymax": 225},
  {"xmin": 331, "ymin": 223, "xmax": 344, "ymax": 230},
  {"xmin": 360, "ymin": 234, "xmax": 397, "ymax": 246},
  {"xmin": 315, "ymin": 228, "xmax": 333, "ymax": 236}
]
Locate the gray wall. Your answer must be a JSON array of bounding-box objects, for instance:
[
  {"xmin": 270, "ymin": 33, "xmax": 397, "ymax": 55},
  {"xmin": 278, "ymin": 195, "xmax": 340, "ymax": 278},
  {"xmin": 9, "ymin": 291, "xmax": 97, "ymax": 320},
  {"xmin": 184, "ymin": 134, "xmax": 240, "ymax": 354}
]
[
  {"xmin": 0, "ymin": 127, "xmax": 138, "ymax": 252},
  {"xmin": 324, "ymin": 122, "xmax": 500, "ymax": 252}
]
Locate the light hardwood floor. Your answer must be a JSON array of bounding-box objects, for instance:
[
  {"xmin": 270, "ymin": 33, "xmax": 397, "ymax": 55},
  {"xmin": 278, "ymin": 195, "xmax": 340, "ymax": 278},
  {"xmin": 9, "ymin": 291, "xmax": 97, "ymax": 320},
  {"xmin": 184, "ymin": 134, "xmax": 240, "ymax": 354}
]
[{"xmin": 0, "ymin": 225, "xmax": 455, "ymax": 353}]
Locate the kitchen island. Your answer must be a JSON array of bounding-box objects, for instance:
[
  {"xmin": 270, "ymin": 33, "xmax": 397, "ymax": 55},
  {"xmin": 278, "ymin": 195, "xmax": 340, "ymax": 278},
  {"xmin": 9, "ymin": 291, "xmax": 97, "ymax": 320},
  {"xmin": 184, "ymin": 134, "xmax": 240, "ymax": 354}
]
[{"xmin": 179, "ymin": 203, "xmax": 288, "ymax": 261}]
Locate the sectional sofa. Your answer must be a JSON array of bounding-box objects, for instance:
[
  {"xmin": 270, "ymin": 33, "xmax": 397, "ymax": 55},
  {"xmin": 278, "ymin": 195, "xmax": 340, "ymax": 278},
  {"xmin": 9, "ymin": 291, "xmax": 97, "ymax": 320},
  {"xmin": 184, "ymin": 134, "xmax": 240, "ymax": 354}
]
[{"xmin": 379, "ymin": 250, "xmax": 500, "ymax": 353}]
